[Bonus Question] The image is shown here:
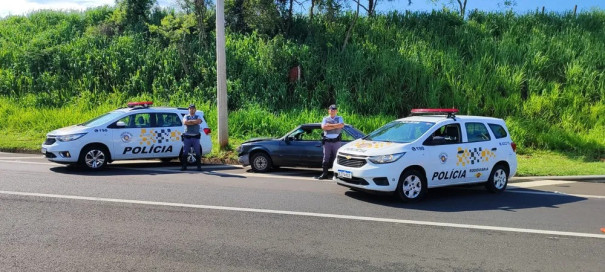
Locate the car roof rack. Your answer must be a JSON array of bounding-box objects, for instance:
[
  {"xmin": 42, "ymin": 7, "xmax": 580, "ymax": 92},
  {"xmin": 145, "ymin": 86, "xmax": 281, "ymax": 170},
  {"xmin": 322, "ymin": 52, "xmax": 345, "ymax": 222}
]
[{"xmin": 410, "ymin": 108, "xmax": 458, "ymax": 119}]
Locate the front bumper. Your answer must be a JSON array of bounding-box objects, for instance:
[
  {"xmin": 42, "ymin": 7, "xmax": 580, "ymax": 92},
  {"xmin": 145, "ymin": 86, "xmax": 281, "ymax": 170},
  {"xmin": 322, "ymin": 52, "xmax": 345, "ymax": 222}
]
[
  {"xmin": 333, "ymin": 159, "xmax": 403, "ymax": 192},
  {"xmin": 41, "ymin": 142, "xmax": 81, "ymax": 164},
  {"xmin": 238, "ymin": 154, "xmax": 250, "ymax": 166}
]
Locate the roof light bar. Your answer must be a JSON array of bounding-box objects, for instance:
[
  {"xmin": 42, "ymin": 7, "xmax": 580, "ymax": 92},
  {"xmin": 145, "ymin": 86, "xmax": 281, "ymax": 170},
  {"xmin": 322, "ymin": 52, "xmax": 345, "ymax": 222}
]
[
  {"xmin": 410, "ymin": 108, "xmax": 458, "ymax": 114},
  {"xmin": 127, "ymin": 101, "xmax": 153, "ymax": 108}
]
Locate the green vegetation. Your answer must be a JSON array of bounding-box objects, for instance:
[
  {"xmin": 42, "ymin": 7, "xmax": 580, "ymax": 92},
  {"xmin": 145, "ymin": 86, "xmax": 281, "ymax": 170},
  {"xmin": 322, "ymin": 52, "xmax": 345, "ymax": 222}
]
[
  {"xmin": 517, "ymin": 150, "xmax": 605, "ymax": 176},
  {"xmin": 0, "ymin": 4, "xmax": 603, "ymax": 175}
]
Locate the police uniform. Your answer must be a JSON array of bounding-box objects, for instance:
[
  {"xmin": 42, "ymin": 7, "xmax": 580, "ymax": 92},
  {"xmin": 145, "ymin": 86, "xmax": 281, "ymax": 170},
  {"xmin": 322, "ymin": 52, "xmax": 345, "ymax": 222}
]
[
  {"xmin": 316, "ymin": 104, "xmax": 343, "ymax": 180},
  {"xmin": 182, "ymin": 104, "xmax": 203, "ymax": 171}
]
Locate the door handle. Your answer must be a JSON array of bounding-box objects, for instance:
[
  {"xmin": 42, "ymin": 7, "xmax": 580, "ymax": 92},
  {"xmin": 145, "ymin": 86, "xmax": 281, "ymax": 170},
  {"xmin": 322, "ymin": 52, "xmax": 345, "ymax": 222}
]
[
  {"xmin": 491, "ymin": 148, "xmax": 497, "ymax": 151},
  {"xmin": 457, "ymin": 150, "xmax": 464, "ymax": 154}
]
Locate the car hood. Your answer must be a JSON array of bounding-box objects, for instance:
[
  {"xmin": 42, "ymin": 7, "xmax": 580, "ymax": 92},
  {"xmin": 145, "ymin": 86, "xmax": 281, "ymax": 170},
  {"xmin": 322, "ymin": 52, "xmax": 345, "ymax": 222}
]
[
  {"xmin": 339, "ymin": 139, "xmax": 408, "ymax": 156},
  {"xmin": 242, "ymin": 137, "xmax": 276, "ymax": 144},
  {"xmin": 47, "ymin": 125, "xmax": 89, "ymax": 136}
]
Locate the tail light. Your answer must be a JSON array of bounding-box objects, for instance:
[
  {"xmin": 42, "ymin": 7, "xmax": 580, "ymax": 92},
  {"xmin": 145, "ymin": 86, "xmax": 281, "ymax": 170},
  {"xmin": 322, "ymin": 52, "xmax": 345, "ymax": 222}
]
[
  {"xmin": 511, "ymin": 142, "xmax": 517, "ymax": 153},
  {"xmin": 203, "ymin": 128, "xmax": 211, "ymax": 135}
]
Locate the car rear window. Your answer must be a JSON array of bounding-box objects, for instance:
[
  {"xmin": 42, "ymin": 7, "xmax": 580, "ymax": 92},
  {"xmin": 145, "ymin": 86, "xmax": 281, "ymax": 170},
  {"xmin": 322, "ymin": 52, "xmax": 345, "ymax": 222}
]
[{"xmin": 488, "ymin": 124, "xmax": 508, "ymax": 139}]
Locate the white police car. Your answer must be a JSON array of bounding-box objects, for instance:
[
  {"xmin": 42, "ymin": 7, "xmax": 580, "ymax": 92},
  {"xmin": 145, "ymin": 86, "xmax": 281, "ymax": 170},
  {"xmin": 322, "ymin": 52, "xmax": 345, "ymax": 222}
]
[
  {"xmin": 41, "ymin": 102, "xmax": 212, "ymax": 170},
  {"xmin": 333, "ymin": 109, "xmax": 517, "ymax": 202}
]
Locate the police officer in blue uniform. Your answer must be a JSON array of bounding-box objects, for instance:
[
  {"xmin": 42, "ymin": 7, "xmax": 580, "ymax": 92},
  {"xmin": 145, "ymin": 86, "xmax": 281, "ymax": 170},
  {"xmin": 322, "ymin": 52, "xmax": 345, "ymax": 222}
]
[
  {"xmin": 181, "ymin": 104, "xmax": 203, "ymax": 171},
  {"xmin": 315, "ymin": 104, "xmax": 344, "ymax": 180}
]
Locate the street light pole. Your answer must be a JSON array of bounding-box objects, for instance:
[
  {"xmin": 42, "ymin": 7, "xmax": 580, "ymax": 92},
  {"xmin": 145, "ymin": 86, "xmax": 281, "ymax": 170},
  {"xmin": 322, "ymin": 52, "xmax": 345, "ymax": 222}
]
[{"xmin": 216, "ymin": 0, "xmax": 228, "ymax": 149}]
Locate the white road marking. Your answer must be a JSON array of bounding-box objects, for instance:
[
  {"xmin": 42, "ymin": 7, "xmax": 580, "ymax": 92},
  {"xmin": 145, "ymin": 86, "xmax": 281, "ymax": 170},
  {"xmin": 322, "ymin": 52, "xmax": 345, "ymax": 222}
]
[
  {"xmin": 1, "ymin": 190, "xmax": 604, "ymax": 239},
  {"xmin": 509, "ymin": 180, "xmax": 576, "ymax": 188},
  {"xmin": 0, "ymin": 156, "xmax": 44, "ymax": 160},
  {"xmin": 506, "ymin": 189, "xmax": 605, "ymax": 199},
  {"xmin": 0, "ymin": 160, "xmax": 58, "ymax": 166}
]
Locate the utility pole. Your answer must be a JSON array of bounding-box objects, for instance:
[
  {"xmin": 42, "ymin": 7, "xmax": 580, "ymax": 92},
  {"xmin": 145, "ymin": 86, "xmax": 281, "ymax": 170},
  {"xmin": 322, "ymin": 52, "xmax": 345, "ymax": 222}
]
[{"xmin": 216, "ymin": 0, "xmax": 228, "ymax": 149}]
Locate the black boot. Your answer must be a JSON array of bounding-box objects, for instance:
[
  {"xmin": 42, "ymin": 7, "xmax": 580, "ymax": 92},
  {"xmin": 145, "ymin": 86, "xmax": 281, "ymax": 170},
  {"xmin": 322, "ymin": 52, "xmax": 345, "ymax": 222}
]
[
  {"xmin": 315, "ymin": 164, "xmax": 330, "ymax": 180},
  {"xmin": 180, "ymin": 157, "xmax": 187, "ymax": 171},
  {"xmin": 196, "ymin": 155, "xmax": 202, "ymax": 171}
]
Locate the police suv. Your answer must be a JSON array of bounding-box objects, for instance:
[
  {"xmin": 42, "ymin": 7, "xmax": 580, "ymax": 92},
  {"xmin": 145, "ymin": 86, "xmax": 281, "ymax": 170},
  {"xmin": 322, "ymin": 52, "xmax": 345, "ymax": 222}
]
[
  {"xmin": 41, "ymin": 102, "xmax": 212, "ymax": 170},
  {"xmin": 333, "ymin": 109, "xmax": 517, "ymax": 202}
]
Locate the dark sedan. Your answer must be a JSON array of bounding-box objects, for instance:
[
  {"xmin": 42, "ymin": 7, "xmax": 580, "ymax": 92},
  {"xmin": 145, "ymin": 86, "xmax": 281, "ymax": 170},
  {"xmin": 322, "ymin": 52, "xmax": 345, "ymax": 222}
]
[{"xmin": 236, "ymin": 123, "xmax": 365, "ymax": 172}]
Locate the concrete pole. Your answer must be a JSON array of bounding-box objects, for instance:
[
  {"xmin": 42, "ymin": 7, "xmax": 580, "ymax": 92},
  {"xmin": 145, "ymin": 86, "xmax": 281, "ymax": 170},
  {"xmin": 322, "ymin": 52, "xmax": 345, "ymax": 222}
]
[{"xmin": 216, "ymin": 0, "xmax": 228, "ymax": 149}]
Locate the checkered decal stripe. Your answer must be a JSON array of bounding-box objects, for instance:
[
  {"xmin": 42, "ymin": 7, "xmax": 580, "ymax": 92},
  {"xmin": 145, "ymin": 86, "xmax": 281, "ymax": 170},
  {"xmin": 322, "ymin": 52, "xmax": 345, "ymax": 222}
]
[
  {"xmin": 456, "ymin": 147, "xmax": 495, "ymax": 167},
  {"xmin": 138, "ymin": 129, "xmax": 181, "ymax": 145}
]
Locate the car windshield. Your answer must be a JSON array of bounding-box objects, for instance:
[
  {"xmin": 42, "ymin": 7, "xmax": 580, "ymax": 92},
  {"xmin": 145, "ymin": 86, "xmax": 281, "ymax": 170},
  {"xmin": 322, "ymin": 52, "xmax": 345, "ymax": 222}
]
[
  {"xmin": 80, "ymin": 111, "xmax": 124, "ymax": 127},
  {"xmin": 364, "ymin": 121, "xmax": 435, "ymax": 143},
  {"xmin": 344, "ymin": 126, "xmax": 365, "ymax": 139}
]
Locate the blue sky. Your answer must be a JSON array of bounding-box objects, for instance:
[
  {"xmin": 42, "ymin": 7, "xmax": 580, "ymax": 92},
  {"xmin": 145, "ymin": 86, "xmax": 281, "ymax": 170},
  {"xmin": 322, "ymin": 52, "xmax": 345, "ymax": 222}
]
[{"xmin": 2, "ymin": 0, "xmax": 604, "ymax": 18}]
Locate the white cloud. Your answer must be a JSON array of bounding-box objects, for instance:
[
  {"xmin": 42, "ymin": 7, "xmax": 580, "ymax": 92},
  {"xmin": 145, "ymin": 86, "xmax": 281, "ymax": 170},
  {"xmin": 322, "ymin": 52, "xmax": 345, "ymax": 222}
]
[{"xmin": 1, "ymin": 0, "xmax": 115, "ymax": 18}]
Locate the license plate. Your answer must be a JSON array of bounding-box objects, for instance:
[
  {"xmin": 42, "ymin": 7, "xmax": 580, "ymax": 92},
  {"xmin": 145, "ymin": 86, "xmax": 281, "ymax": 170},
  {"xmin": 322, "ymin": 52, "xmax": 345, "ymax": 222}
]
[
  {"xmin": 338, "ymin": 170, "xmax": 352, "ymax": 179},
  {"xmin": 41, "ymin": 148, "xmax": 46, "ymax": 154}
]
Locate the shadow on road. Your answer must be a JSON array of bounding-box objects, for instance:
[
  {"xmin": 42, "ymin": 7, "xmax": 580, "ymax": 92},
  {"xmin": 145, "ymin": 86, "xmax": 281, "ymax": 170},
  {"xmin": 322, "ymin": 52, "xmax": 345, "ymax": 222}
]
[
  {"xmin": 49, "ymin": 162, "xmax": 244, "ymax": 178},
  {"xmin": 343, "ymin": 186, "xmax": 587, "ymax": 212}
]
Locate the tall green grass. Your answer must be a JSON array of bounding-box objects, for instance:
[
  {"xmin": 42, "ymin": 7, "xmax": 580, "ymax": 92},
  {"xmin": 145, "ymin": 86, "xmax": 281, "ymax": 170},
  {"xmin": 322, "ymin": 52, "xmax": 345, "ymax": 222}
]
[{"xmin": 0, "ymin": 9, "xmax": 603, "ymax": 159}]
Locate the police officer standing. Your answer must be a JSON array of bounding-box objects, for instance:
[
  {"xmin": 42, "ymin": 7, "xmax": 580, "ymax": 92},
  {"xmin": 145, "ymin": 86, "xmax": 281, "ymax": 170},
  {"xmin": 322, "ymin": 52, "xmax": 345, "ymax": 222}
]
[
  {"xmin": 181, "ymin": 104, "xmax": 203, "ymax": 171},
  {"xmin": 315, "ymin": 104, "xmax": 344, "ymax": 180}
]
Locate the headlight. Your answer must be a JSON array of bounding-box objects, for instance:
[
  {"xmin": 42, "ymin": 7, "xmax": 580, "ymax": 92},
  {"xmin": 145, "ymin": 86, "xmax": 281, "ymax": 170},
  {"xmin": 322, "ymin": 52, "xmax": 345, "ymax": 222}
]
[
  {"xmin": 368, "ymin": 152, "xmax": 405, "ymax": 164},
  {"xmin": 56, "ymin": 133, "xmax": 87, "ymax": 142}
]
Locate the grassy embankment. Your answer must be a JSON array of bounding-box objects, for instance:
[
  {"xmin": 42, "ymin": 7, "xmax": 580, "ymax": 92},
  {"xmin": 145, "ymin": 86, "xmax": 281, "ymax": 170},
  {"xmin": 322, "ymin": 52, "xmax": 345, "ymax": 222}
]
[{"xmin": 0, "ymin": 9, "xmax": 603, "ymax": 176}]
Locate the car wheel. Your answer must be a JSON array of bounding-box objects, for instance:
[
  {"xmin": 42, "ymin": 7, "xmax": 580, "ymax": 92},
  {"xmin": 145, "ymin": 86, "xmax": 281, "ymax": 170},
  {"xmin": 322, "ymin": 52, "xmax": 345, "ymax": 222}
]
[
  {"xmin": 486, "ymin": 164, "xmax": 508, "ymax": 193},
  {"xmin": 79, "ymin": 145, "xmax": 108, "ymax": 170},
  {"xmin": 179, "ymin": 147, "xmax": 199, "ymax": 165},
  {"xmin": 251, "ymin": 152, "xmax": 272, "ymax": 173},
  {"xmin": 396, "ymin": 169, "xmax": 427, "ymax": 202}
]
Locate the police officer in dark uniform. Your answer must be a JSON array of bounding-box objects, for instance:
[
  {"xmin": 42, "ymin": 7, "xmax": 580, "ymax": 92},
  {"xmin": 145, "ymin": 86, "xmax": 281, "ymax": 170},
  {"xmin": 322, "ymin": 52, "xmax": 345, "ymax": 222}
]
[
  {"xmin": 315, "ymin": 104, "xmax": 344, "ymax": 180},
  {"xmin": 181, "ymin": 104, "xmax": 203, "ymax": 171}
]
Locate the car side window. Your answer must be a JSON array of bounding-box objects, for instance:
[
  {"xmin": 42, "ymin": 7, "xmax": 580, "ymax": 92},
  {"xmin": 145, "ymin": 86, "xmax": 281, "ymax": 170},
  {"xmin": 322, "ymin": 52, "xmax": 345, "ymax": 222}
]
[
  {"xmin": 114, "ymin": 115, "xmax": 135, "ymax": 128},
  {"xmin": 488, "ymin": 123, "xmax": 507, "ymax": 139},
  {"xmin": 430, "ymin": 124, "xmax": 461, "ymax": 145},
  {"xmin": 301, "ymin": 129, "xmax": 323, "ymax": 141},
  {"xmin": 466, "ymin": 122, "xmax": 491, "ymax": 142},
  {"xmin": 424, "ymin": 124, "xmax": 460, "ymax": 145},
  {"xmin": 156, "ymin": 113, "xmax": 181, "ymax": 127}
]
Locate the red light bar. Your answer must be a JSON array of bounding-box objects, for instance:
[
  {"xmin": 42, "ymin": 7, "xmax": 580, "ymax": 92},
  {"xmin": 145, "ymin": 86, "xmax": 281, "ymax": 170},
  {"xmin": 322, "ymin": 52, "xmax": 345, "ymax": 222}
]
[
  {"xmin": 411, "ymin": 108, "xmax": 458, "ymax": 114},
  {"xmin": 127, "ymin": 101, "xmax": 153, "ymax": 108}
]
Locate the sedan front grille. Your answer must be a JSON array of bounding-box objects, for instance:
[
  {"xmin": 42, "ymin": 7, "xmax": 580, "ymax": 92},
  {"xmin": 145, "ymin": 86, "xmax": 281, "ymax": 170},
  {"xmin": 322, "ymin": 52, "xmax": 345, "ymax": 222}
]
[
  {"xmin": 337, "ymin": 155, "xmax": 367, "ymax": 168},
  {"xmin": 44, "ymin": 137, "xmax": 56, "ymax": 145}
]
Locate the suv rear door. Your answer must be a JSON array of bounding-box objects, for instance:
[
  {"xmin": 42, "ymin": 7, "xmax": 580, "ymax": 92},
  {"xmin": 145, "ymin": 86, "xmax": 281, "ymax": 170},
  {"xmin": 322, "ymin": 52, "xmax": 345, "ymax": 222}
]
[{"xmin": 460, "ymin": 121, "xmax": 496, "ymax": 184}]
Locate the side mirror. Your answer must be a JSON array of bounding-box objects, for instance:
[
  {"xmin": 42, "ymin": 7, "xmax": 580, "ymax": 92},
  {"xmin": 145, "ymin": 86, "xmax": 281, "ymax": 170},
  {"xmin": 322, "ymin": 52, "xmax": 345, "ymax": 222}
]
[
  {"xmin": 116, "ymin": 121, "xmax": 126, "ymax": 128},
  {"xmin": 285, "ymin": 136, "xmax": 294, "ymax": 143}
]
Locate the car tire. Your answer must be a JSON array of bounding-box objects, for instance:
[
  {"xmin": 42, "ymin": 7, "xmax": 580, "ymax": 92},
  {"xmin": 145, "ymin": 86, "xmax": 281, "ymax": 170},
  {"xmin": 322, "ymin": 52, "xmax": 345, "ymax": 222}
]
[
  {"xmin": 485, "ymin": 164, "xmax": 508, "ymax": 193},
  {"xmin": 250, "ymin": 152, "xmax": 272, "ymax": 173},
  {"xmin": 396, "ymin": 169, "xmax": 427, "ymax": 202},
  {"xmin": 79, "ymin": 145, "xmax": 109, "ymax": 170}
]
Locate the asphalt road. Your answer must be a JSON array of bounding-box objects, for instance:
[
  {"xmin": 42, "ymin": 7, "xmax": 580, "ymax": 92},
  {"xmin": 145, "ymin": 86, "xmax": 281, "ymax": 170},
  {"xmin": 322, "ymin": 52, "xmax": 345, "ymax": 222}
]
[{"xmin": 1, "ymin": 152, "xmax": 604, "ymax": 271}]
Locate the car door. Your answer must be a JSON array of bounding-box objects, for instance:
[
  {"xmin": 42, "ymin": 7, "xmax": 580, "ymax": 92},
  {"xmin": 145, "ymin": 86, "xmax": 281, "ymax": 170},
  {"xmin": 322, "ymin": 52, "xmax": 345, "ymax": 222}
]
[
  {"xmin": 152, "ymin": 112, "xmax": 184, "ymax": 158},
  {"xmin": 461, "ymin": 121, "xmax": 496, "ymax": 184},
  {"xmin": 422, "ymin": 123, "xmax": 467, "ymax": 187},
  {"xmin": 278, "ymin": 127, "xmax": 323, "ymax": 167},
  {"xmin": 109, "ymin": 112, "xmax": 156, "ymax": 160}
]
